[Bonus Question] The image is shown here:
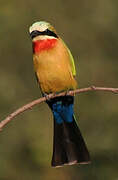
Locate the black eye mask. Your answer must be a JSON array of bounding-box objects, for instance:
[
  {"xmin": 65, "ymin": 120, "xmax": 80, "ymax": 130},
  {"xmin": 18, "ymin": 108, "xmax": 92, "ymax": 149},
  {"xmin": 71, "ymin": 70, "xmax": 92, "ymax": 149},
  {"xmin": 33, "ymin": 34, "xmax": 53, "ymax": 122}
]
[{"xmin": 30, "ymin": 29, "xmax": 58, "ymax": 39}]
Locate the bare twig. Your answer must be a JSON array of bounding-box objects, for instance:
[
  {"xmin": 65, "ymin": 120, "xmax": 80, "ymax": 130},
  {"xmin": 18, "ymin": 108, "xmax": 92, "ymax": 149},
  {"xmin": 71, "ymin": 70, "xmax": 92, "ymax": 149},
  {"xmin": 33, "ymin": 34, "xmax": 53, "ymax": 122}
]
[{"xmin": 0, "ymin": 86, "xmax": 118, "ymax": 131}]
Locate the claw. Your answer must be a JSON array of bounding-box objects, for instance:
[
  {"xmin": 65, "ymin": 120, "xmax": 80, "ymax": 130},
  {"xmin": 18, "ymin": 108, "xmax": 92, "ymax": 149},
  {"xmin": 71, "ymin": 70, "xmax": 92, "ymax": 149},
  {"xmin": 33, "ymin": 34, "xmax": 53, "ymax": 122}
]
[{"xmin": 43, "ymin": 93, "xmax": 51, "ymax": 100}]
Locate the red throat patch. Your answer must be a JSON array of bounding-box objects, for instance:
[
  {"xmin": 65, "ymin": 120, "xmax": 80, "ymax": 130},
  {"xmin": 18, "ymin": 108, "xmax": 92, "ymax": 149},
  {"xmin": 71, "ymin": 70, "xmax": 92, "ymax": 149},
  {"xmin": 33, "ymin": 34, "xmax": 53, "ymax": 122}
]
[{"xmin": 33, "ymin": 39, "xmax": 57, "ymax": 53}]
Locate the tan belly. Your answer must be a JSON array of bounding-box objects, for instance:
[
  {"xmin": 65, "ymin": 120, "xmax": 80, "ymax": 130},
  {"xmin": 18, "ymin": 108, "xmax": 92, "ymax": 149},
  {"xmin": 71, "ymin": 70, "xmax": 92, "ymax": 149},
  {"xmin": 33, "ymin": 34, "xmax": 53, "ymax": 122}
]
[{"xmin": 37, "ymin": 66, "xmax": 77, "ymax": 93}]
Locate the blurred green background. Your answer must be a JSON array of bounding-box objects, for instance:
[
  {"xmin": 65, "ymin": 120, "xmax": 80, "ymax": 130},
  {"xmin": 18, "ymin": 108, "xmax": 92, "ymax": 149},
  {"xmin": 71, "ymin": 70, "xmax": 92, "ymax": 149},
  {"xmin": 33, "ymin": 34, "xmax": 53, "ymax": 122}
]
[{"xmin": 0, "ymin": 0, "xmax": 118, "ymax": 179}]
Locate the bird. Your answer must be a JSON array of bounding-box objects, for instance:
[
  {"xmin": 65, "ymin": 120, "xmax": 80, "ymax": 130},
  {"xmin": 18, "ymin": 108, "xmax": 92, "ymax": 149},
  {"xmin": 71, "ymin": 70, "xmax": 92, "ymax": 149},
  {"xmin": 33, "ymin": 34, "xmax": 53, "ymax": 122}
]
[{"xmin": 29, "ymin": 21, "xmax": 90, "ymax": 167}]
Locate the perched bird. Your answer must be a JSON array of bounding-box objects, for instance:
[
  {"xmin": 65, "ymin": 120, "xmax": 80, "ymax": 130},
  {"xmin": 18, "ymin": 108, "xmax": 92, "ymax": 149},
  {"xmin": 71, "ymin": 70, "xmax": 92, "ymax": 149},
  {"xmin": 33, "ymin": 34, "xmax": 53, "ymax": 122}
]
[{"xmin": 29, "ymin": 21, "xmax": 90, "ymax": 167}]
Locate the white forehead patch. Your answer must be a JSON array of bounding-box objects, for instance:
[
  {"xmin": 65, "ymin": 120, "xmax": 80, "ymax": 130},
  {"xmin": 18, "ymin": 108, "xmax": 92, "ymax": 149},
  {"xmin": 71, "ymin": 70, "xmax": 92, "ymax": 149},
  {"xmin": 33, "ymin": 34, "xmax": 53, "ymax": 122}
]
[{"xmin": 29, "ymin": 21, "xmax": 50, "ymax": 33}]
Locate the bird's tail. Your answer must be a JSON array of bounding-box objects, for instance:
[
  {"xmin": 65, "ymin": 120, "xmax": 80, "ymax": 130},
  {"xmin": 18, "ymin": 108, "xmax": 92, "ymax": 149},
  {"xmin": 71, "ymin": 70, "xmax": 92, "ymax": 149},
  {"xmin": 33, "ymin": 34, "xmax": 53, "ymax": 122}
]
[{"xmin": 47, "ymin": 96, "xmax": 90, "ymax": 167}]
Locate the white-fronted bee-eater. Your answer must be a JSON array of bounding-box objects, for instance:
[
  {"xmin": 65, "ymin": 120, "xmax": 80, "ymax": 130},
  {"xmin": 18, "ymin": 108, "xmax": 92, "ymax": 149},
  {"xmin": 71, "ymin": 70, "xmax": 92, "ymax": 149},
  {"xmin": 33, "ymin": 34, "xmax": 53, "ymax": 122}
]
[{"xmin": 29, "ymin": 21, "xmax": 90, "ymax": 167}]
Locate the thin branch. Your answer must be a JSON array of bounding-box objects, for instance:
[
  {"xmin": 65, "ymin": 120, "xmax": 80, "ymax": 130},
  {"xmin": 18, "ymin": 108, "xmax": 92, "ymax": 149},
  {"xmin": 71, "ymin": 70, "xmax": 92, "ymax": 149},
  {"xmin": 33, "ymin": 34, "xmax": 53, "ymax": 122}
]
[{"xmin": 0, "ymin": 86, "xmax": 118, "ymax": 131}]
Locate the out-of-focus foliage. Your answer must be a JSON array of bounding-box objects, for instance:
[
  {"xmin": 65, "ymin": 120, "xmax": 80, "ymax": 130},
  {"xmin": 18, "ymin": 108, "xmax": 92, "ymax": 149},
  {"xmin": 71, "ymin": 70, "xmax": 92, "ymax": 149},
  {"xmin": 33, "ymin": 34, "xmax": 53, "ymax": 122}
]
[{"xmin": 0, "ymin": 0, "xmax": 118, "ymax": 179}]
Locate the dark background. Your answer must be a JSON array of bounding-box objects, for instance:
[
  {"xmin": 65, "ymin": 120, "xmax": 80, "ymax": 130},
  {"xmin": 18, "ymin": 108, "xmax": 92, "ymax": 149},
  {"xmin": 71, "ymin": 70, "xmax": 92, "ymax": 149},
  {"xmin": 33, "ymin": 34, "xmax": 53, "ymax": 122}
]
[{"xmin": 0, "ymin": 0, "xmax": 118, "ymax": 179}]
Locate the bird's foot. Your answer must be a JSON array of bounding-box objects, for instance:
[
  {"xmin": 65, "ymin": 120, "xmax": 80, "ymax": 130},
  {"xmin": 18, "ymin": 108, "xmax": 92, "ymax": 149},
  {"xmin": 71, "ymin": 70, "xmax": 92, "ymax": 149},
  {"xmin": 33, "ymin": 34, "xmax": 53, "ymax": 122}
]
[
  {"xmin": 65, "ymin": 89, "xmax": 75, "ymax": 96},
  {"xmin": 43, "ymin": 92, "xmax": 57, "ymax": 101},
  {"xmin": 43, "ymin": 93, "xmax": 52, "ymax": 101}
]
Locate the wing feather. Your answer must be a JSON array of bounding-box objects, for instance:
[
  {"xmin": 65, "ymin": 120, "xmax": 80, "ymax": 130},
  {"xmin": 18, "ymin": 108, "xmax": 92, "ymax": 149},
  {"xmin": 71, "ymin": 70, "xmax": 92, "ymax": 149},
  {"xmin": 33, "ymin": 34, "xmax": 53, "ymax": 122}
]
[{"xmin": 61, "ymin": 39, "xmax": 76, "ymax": 76}]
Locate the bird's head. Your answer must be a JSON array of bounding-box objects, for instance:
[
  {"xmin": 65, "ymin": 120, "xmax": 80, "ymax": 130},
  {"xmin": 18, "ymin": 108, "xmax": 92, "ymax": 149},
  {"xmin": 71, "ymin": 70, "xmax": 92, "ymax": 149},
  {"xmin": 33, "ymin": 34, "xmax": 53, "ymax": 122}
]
[
  {"xmin": 29, "ymin": 21, "xmax": 59, "ymax": 53},
  {"xmin": 29, "ymin": 21, "xmax": 58, "ymax": 41}
]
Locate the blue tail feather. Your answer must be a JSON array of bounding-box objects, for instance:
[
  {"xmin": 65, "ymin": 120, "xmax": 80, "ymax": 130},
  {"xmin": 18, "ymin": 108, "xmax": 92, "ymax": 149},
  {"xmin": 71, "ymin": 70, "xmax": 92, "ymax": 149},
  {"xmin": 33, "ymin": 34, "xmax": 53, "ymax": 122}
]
[{"xmin": 52, "ymin": 101, "xmax": 74, "ymax": 124}]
